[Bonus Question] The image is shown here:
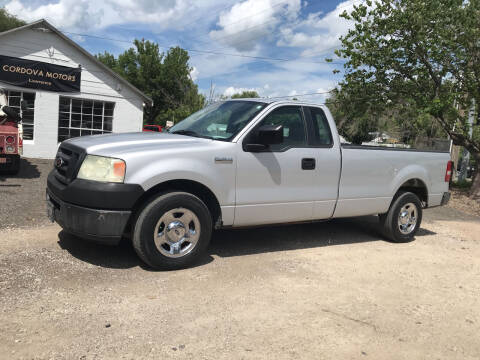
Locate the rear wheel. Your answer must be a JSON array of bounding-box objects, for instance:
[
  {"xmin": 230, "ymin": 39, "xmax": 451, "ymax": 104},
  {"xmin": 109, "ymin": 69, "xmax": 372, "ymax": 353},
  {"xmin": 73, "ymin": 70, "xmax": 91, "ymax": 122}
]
[
  {"xmin": 132, "ymin": 192, "xmax": 212, "ymax": 270},
  {"xmin": 379, "ymin": 191, "xmax": 422, "ymax": 243}
]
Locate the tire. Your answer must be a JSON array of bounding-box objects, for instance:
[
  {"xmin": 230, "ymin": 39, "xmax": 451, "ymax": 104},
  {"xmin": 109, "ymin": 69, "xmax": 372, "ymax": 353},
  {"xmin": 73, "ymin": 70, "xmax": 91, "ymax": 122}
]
[
  {"xmin": 379, "ymin": 191, "xmax": 422, "ymax": 243},
  {"xmin": 132, "ymin": 191, "xmax": 212, "ymax": 270}
]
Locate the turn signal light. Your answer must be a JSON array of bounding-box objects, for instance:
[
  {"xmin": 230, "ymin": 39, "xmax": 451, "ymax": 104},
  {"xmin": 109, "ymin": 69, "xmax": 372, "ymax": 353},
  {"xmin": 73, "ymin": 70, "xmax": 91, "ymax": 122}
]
[
  {"xmin": 6, "ymin": 136, "xmax": 15, "ymax": 144},
  {"xmin": 113, "ymin": 160, "xmax": 126, "ymax": 178},
  {"xmin": 445, "ymin": 161, "xmax": 453, "ymax": 182}
]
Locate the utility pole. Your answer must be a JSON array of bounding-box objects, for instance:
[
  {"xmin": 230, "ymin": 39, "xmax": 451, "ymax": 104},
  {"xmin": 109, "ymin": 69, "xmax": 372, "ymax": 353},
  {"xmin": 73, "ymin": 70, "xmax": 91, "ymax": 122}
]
[
  {"xmin": 458, "ymin": 99, "xmax": 475, "ymax": 181},
  {"xmin": 207, "ymin": 80, "xmax": 216, "ymax": 105}
]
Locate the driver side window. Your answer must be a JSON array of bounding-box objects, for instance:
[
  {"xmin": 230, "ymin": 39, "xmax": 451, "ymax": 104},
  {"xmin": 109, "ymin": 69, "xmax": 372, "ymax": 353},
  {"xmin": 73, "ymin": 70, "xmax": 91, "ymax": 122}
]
[{"xmin": 257, "ymin": 106, "xmax": 307, "ymax": 151}]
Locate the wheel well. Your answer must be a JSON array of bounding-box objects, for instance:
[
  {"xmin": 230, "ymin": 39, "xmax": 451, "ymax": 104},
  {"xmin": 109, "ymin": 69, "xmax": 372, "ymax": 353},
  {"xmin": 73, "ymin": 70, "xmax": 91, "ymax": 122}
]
[
  {"xmin": 127, "ymin": 179, "xmax": 222, "ymax": 234},
  {"xmin": 396, "ymin": 178, "xmax": 428, "ymax": 206}
]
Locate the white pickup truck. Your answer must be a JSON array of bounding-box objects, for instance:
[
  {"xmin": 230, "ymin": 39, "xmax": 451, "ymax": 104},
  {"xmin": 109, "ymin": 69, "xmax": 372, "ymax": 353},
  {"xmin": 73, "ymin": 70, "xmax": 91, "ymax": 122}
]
[{"xmin": 46, "ymin": 99, "xmax": 452, "ymax": 269}]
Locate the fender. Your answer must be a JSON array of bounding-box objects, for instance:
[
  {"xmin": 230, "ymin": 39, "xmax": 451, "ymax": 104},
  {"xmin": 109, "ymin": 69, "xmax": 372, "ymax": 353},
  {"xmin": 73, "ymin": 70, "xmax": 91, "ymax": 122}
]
[
  {"xmin": 390, "ymin": 164, "xmax": 430, "ymax": 203},
  {"xmin": 125, "ymin": 156, "xmax": 235, "ymax": 210}
]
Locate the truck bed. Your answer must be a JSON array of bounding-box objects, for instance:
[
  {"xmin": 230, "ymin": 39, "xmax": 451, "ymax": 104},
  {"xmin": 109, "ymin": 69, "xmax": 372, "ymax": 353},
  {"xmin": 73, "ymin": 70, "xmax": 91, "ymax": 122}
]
[{"xmin": 332, "ymin": 144, "xmax": 450, "ymax": 218}]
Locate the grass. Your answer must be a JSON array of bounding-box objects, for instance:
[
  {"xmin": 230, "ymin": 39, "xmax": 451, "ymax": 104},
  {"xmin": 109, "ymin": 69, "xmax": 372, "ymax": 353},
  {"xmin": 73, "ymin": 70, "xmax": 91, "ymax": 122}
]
[{"xmin": 451, "ymin": 179, "xmax": 472, "ymax": 190}]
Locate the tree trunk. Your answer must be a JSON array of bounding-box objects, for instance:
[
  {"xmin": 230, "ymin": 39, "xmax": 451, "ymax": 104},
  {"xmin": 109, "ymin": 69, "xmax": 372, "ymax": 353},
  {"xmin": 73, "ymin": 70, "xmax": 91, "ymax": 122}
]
[{"xmin": 469, "ymin": 155, "xmax": 480, "ymax": 200}]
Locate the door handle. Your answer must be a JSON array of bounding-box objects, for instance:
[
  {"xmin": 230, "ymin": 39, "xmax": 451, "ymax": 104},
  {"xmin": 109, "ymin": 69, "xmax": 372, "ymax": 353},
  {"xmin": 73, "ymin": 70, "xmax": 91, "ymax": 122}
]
[{"xmin": 302, "ymin": 158, "xmax": 316, "ymax": 170}]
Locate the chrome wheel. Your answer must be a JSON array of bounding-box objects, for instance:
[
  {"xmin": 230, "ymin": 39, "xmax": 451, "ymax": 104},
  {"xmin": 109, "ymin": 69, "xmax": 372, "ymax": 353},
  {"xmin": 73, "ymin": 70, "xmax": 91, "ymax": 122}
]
[
  {"xmin": 153, "ymin": 208, "xmax": 201, "ymax": 258},
  {"xmin": 397, "ymin": 202, "xmax": 417, "ymax": 235}
]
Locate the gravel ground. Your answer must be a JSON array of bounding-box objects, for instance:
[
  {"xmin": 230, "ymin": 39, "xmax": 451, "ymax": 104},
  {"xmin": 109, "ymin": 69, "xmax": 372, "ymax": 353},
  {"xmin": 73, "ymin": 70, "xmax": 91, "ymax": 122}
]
[
  {"xmin": 0, "ymin": 158, "xmax": 52, "ymax": 230},
  {"xmin": 1, "ymin": 158, "xmax": 480, "ymax": 359},
  {"xmin": 0, "ymin": 208, "xmax": 479, "ymax": 359},
  {"xmin": 448, "ymin": 188, "xmax": 480, "ymax": 217}
]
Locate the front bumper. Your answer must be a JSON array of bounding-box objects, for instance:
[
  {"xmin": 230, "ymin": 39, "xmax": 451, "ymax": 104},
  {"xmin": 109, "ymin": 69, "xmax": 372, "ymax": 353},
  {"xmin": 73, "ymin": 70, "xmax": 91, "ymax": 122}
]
[
  {"xmin": 0, "ymin": 154, "xmax": 20, "ymax": 170},
  {"xmin": 46, "ymin": 189, "xmax": 131, "ymax": 245}
]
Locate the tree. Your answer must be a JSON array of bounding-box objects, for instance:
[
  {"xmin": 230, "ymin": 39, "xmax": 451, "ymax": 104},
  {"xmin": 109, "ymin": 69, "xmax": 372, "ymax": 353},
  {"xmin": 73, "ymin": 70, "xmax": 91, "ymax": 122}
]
[
  {"xmin": 97, "ymin": 41, "xmax": 205, "ymax": 125},
  {"xmin": 231, "ymin": 90, "xmax": 259, "ymax": 99},
  {"xmin": 327, "ymin": 87, "xmax": 445, "ymax": 145},
  {"xmin": 326, "ymin": 88, "xmax": 378, "ymax": 144},
  {"xmin": 0, "ymin": 8, "xmax": 25, "ymax": 32},
  {"xmin": 335, "ymin": 0, "xmax": 480, "ymax": 199}
]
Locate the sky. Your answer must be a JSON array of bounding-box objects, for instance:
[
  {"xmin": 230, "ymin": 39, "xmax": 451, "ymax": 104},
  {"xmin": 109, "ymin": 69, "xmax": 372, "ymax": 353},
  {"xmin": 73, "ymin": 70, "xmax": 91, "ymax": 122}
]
[{"xmin": 1, "ymin": 0, "xmax": 361, "ymax": 103}]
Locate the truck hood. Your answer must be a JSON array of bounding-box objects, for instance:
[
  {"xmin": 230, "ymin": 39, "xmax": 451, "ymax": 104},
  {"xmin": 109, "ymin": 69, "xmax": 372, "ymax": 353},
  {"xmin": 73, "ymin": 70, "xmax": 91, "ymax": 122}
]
[{"xmin": 64, "ymin": 132, "xmax": 214, "ymax": 157}]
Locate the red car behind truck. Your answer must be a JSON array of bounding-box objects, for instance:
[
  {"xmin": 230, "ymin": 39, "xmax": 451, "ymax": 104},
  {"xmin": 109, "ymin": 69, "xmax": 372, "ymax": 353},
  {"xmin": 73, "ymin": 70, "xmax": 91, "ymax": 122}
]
[
  {"xmin": 0, "ymin": 89, "xmax": 24, "ymax": 175},
  {"xmin": 143, "ymin": 124, "xmax": 162, "ymax": 132}
]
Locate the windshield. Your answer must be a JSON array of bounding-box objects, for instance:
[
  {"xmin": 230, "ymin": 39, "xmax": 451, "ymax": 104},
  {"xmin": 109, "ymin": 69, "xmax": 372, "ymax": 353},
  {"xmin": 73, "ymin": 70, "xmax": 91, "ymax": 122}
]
[{"xmin": 168, "ymin": 101, "xmax": 268, "ymax": 141}]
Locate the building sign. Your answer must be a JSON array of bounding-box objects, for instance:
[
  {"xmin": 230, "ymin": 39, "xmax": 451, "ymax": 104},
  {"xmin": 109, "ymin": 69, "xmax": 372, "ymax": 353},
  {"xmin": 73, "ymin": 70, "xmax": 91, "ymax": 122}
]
[{"xmin": 0, "ymin": 55, "xmax": 81, "ymax": 92}]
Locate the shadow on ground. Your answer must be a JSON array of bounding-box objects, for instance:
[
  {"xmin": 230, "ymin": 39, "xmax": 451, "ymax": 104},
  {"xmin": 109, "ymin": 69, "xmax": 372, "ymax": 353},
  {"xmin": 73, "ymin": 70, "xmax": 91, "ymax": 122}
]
[
  {"xmin": 57, "ymin": 231, "xmax": 214, "ymax": 271},
  {"xmin": 0, "ymin": 158, "xmax": 43, "ymax": 182},
  {"xmin": 57, "ymin": 215, "xmax": 437, "ymax": 270}
]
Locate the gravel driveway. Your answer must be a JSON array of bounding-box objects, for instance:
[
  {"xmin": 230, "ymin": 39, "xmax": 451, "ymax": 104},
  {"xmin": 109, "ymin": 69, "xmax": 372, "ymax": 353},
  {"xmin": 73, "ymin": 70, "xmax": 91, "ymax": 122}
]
[
  {"xmin": 0, "ymin": 158, "xmax": 52, "ymax": 229},
  {"xmin": 1, "ymin": 206, "xmax": 479, "ymax": 359},
  {"xmin": 1, "ymin": 158, "xmax": 480, "ymax": 359}
]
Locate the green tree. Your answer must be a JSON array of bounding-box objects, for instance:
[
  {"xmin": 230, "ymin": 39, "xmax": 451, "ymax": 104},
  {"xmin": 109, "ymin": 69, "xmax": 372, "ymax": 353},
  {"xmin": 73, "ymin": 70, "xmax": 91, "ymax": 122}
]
[
  {"xmin": 335, "ymin": 0, "xmax": 480, "ymax": 198},
  {"xmin": 326, "ymin": 88, "xmax": 378, "ymax": 144},
  {"xmin": 97, "ymin": 41, "xmax": 205, "ymax": 125},
  {"xmin": 231, "ymin": 90, "xmax": 259, "ymax": 99},
  {"xmin": 327, "ymin": 87, "xmax": 444, "ymax": 145},
  {"xmin": 0, "ymin": 8, "xmax": 25, "ymax": 32}
]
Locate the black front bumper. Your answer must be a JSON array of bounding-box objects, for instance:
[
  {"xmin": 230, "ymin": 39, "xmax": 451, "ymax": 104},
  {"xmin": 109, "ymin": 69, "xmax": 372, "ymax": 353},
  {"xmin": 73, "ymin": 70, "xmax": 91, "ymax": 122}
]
[
  {"xmin": 0, "ymin": 154, "xmax": 20, "ymax": 170},
  {"xmin": 46, "ymin": 170, "xmax": 145, "ymax": 245},
  {"xmin": 47, "ymin": 189, "xmax": 131, "ymax": 245}
]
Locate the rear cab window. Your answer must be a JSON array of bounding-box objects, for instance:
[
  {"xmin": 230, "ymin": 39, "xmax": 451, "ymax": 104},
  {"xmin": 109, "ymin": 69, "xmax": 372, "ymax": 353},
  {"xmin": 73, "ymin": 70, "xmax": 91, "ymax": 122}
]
[{"xmin": 307, "ymin": 106, "xmax": 333, "ymax": 147}]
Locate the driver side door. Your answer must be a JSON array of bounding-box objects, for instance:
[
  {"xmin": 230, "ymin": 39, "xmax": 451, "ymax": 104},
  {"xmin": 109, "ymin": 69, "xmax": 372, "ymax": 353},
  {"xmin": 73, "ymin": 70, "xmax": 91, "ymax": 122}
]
[{"xmin": 234, "ymin": 105, "xmax": 318, "ymax": 226}]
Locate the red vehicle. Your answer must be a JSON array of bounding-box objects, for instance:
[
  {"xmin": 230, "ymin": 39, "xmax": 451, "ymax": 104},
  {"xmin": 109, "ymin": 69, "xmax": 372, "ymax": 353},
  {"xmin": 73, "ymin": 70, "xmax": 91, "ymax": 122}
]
[
  {"xmin": 0, "ymin": 89, "xmax": 24, "ymax": 175},
  {"xmin": 143, "ymin": 124, "xmax": 162, "ymax": 133}
]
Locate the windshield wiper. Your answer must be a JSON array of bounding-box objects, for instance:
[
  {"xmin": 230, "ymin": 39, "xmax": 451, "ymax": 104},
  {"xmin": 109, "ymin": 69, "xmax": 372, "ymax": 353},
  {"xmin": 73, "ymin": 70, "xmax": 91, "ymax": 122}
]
[{"xmin": 171, "ymin": 129, "xmax": 215, "ymax": 140}]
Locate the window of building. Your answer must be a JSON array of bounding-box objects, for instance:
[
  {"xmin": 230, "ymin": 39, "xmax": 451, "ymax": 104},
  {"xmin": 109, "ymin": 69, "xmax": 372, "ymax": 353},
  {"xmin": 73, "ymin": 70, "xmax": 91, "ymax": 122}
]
[
  {"xmin": 6, "ymin": 90, "xmax": 35, "ymax": 140},
  {"xmin": 58, "ymin": 97, "xmax": 115, "ymax": 142}
]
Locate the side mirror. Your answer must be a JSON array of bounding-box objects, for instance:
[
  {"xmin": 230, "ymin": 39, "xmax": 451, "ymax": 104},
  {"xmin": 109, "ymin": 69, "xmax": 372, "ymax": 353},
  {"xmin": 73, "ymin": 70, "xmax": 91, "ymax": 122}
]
[
  {"xmin": 258, "ymin": 124, "xmax": 283, "ymax": 145},
  {"xmin": 243, "ymin": 124, "xmax": 284, "ymax": 152},
  {"xmin": 21, "ymin": 100, "xmax": 28, "ymax": 112}
]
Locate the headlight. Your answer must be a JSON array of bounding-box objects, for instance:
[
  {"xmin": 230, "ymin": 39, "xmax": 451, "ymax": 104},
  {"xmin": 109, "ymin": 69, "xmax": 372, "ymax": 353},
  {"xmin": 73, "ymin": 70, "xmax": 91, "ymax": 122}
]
[{"xmin": 77, "ymin": 155, "xmax": 126, "ymax": 183}]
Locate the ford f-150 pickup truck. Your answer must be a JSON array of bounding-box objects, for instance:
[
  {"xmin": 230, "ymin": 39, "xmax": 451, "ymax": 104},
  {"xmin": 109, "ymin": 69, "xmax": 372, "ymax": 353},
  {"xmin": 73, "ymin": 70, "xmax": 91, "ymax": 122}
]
[{"xmin": 46, "ymin": 99, "xmax": 452, "ymax": 269}]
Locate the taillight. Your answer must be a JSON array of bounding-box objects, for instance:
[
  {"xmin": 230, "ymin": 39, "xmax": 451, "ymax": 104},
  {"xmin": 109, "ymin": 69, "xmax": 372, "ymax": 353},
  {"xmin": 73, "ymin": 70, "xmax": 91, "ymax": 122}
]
[
  {"xmin": 445, "ymin": 161, "xmax": 453, "ymax": 182},
  {"xmin": 6, "ymin": 136, "xmax": 15, "ymax": 144}
]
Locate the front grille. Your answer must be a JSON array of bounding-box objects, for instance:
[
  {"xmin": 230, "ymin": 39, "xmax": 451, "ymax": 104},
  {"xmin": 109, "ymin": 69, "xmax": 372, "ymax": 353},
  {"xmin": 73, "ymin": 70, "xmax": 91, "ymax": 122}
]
[{"xmin": 54, "ymin": 143, "xmax": 84, "ymax": 184}]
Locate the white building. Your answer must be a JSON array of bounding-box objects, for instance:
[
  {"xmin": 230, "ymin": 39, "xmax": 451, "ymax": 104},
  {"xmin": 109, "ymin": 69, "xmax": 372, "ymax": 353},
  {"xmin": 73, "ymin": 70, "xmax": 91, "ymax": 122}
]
[{"xmin": 0, "ymin": 19, "xmax": 152, "ymax": 159}]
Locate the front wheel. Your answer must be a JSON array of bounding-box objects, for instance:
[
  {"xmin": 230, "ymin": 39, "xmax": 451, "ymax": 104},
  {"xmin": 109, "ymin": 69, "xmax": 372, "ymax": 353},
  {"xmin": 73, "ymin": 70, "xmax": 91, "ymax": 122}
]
[
  {"xmin": 132, "ymin": 192, "xmax": 212, "ymax": 270},
  {"xmin": 379, "ymin": 192, "xmax": 423, "ymax": 243}
]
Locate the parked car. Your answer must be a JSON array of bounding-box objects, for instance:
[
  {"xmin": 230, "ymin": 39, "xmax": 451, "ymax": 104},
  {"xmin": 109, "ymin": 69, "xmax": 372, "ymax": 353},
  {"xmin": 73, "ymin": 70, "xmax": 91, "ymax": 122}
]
[
  {"xmin": 0, "ymin": 89, "xmax": 25, "ymax": 175},
  {"xmin": 143, "ymin": 124, "xmax": 162, "ymax": 132},
  {"xmin": 47, "ymin": 99, "xmax": 451, "ymax": 269}
]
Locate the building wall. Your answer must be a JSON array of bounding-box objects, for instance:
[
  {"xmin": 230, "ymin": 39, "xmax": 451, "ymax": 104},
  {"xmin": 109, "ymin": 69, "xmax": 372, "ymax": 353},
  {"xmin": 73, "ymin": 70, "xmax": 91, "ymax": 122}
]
[{"xmin": 0, "ymin": 27, "xmax": 145, "ymax": 158}]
